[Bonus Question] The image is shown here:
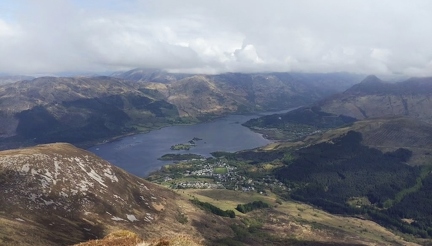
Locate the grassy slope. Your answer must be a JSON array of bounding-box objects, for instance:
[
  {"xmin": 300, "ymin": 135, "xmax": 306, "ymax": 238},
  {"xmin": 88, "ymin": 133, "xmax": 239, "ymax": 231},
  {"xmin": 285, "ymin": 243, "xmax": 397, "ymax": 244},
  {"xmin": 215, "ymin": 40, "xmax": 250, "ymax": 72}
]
[{"xmin": 177, "ymin": 189, "xmax": 419, "ymax": 245}]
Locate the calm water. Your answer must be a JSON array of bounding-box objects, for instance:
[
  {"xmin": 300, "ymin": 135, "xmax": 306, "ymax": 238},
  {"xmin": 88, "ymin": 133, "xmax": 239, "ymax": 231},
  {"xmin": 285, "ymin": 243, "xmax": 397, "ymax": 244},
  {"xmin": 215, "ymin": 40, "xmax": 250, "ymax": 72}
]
[{"xmin": 88, "ymin": 109, "xmax": 294, "ymax": 177}]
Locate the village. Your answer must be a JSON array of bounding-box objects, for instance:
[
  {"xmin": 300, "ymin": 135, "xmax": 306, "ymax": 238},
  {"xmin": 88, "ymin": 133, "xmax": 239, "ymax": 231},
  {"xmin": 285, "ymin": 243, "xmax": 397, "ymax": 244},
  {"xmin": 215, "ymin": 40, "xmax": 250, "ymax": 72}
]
[{"xmin": 149, "ymin": 157, "xmax": 287, "ymax": 193}]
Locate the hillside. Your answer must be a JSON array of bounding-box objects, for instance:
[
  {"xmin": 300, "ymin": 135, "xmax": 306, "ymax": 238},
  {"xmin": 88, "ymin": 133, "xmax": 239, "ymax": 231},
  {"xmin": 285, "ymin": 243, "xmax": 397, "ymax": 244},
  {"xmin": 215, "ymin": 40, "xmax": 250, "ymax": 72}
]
[
  {"xmin": 118, "ymin": 69, "xmax": 364, "ymax": 117},
  {"xmin": 252, "ymin": 115, "xmax": 432, "ymax": 166},
  {"xmin": 0, "ymin": 75, "xmax": 34, "ymax": 85},
  {"xmin": 0, "ymin": 72, "xmax": 363, "ymax": 150},
  {"xmin": 0, "ymin": 143, "xmax": 420, "ymax": 246},
  {"xmin": 0, "ymin": 143, "xmax": 237, "ymax": 245},
  {"xmin": 233, "ymin": 112, "xmax": 432, "ymax": 240},
  {"xmin": 0, "ymin": 76, "xmax": 179, "ymax": 150},
  {"xmin": 244, "ymin": 75, "xmax": 432, "ymax": 140},
  {"xmin": 319, "ymin": 75, "xmax": 432, "ymax": 122},
  {"xmin": 299, "ymin": 117, "xmax": 432, "ymax": 166},
  {"xmin": 205, "ymin": 126, "xmax": 432, "ymax": 240},
  {"xmin": 271, "ymin": 130, "xmax": 432, "ymax": 239},
  {"xmin": 243, "ymin": 106, "xmax": 357, "ymax": 140}
]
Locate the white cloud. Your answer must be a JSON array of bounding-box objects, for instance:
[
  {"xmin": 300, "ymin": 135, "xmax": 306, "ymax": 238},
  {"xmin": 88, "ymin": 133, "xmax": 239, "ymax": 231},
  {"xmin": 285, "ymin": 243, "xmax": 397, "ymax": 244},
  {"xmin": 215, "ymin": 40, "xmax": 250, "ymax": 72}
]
[{"xmin": 0, "ymin": 0, "xmax": 431, "ymax": 76}]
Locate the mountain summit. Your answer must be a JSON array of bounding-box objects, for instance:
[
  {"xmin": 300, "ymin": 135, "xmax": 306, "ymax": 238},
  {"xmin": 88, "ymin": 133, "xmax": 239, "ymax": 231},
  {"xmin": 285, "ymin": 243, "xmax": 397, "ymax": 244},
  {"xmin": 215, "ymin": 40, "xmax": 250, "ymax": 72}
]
[
  {"xmin": 319, "ymin": 76, "xmax": 432, "ymax": 121},
  {"xmin": 0, "ymin": 143, "xmax": 227, "ymax": 245}
]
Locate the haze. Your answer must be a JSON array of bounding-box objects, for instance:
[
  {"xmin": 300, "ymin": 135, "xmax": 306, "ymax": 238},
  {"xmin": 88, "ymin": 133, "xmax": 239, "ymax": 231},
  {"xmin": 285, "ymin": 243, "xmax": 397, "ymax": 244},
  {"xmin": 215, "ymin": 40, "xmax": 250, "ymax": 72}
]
[{"xmin": 0, "ymin": 0, "xmax": 431, "ymax": 76}]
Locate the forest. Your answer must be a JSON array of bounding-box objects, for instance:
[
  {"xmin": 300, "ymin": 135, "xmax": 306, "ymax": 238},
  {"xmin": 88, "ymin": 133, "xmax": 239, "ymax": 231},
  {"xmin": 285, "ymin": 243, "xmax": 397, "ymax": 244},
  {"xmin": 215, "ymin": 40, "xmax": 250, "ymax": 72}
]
[
  {"xmin": 274, "ymin": 131, "xmax": 432, "ymax": 237},
  {"xmin": 190, "ymin": 199, "xmax": 236, "ymax": 218}
]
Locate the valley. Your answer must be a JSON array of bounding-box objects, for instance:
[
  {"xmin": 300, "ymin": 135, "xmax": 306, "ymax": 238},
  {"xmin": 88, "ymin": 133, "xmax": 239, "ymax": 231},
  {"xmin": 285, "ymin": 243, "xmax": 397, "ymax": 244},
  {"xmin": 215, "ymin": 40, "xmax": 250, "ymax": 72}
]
[
  {"xmin": 2, "ymin": 1, "xmax": 432, "ymax": 245},
  {"xmin": 2, "ymin": 71, "xmax": 432, "ymax": 245},
  {"xmin": 0, "ymin": 72, "xmax": 361, "ymax": 151},
  {"xmin": 0, "ymin": 142, "xmax": 419, "ymax": 246}
]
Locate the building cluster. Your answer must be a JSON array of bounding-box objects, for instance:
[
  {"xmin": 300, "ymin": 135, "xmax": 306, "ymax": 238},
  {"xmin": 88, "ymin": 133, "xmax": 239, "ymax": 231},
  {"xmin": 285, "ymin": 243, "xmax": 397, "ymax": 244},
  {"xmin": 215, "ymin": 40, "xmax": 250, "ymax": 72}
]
[{"xmin": 153, "ymin": 158, "xmax": 286, "ymax": 194}]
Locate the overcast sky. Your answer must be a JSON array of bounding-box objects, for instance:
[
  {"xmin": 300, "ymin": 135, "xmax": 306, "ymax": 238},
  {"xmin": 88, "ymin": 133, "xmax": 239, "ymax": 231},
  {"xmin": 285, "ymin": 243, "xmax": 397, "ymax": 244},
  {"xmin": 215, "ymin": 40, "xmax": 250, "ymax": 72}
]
[{"xmin": 0, "ymin": 0, "xmax": 431, "ymax": 76}]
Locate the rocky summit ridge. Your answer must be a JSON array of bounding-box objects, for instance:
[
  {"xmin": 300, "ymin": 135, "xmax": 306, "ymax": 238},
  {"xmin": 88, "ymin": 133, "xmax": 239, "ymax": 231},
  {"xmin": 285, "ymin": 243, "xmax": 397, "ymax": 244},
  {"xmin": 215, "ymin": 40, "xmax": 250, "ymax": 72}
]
[{"xmin": 0, "ymin": 143, "xmax": 212, "ymax": 245}]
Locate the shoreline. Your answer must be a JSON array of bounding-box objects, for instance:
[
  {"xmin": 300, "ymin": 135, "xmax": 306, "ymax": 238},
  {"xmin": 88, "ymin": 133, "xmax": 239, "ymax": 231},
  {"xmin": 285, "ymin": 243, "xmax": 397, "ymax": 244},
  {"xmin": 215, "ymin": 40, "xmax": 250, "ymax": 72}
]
[{"xmin": 81, "ymin": 106, "xmax": 299, "ymax": 150}]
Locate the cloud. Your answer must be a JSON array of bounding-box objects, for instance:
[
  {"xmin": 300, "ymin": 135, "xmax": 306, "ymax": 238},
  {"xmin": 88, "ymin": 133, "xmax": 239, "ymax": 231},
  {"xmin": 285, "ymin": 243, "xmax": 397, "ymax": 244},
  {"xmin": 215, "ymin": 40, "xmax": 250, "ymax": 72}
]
[{"xmin": 0, "ymin": 0, "xmax": 432, "ymax": 76}]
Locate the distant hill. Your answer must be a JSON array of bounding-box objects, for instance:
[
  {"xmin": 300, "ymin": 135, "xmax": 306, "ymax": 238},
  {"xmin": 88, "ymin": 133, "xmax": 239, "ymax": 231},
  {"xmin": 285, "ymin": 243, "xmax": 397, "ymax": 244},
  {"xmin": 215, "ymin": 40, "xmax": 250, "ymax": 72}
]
[
  {"xmin": 116, "ymin": 69, "xmax": 365, "ymax": 117},
  {"xmin": 0, "ymin": 76, "xmax": 179, "ymax": 149},
  {"xmin": 112, "ymin": 68, "xmax": 190, "ymax": 83},
  {"xmin": 243, "ymin": 106, "xmax": 357, "ymax": 140},
  {"xmin": 319, "ymin": 75, "xmax": 432, "ymax": 122},
  {"xmin": 0, "ymin": 75, "xmax": 34, "ymax": 85},
  {"xmin": 244, "ymin": 75, "xmax": 432, "ymax": 141},
  {"xmin": 0, "ymin": 72, "xmax": 363, "ymax": 149},
  {"xmin": 300, "ymin": 117, "xmax": 432, "ymax": 166}
]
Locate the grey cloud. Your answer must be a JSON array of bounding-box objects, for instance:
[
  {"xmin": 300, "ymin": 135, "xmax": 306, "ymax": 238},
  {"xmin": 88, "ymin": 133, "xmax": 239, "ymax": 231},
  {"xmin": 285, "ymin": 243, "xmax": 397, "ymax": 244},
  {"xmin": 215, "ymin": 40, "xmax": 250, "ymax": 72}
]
[{"xmin": 0, "ymin": 0, "xmax": 431, "ymax": 76}]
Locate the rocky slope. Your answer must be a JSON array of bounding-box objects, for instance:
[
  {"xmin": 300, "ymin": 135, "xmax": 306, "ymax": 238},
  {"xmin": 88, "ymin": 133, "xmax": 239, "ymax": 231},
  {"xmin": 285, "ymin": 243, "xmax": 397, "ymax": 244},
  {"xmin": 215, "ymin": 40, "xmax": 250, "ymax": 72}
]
[
  {"xmin": 319, "ymin": 75, "xmax": 432, "ymax": 122},
  {"xmin": 0, "ymin": 143, "xmax": 236, "ymax": 245}
]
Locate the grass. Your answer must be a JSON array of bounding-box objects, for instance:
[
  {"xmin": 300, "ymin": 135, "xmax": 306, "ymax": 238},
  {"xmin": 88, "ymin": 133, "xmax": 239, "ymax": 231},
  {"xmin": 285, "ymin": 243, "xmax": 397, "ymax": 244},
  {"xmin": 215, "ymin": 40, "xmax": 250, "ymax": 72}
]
[
  {"xmin": 75, "ymin": 230, "xmax": 203, "ymax": 246},
  {"xmin": 176, "ymin": 189, "xmax": 419, "ymax": 245},
  {"xmin": 213, "ymin": 167, "xmax": 228, "ymax": 174},
  {"xmin": 274, "ymin": 202, "xmax": 416, "ymax": 245},
  {"xmin": 162, "ymin": 177, "xmax": 214, "ymax": 185},
  {"xmin": 178, "ymin": 189, "xmax": 275, "ymax": 216},
  {"xmin": 383, "ymin": 164, "xmax": 432, "ymax": 208}
]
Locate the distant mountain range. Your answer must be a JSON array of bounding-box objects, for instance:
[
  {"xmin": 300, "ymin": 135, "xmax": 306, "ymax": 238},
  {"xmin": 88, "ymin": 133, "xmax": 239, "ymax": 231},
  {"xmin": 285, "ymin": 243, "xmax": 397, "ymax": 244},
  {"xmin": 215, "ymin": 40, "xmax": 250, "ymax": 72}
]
[
  {"xmin": 115, "ymin": 69, "xmax": 364, "ymax": 117},
  {"xmin": 0, "ymin": 70, "xmax": 363, "ymax": 150},
  {"xmin": 0, "ymin": 76, "xmax": 178, "ymax": 150}
]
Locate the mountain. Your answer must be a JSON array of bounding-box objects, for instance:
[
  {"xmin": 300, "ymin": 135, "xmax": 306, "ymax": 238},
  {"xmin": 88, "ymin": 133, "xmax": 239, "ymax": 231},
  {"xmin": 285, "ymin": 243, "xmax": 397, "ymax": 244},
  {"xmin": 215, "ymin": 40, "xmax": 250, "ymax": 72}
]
[
  {"xmin": 300, "ymin": 117, "xmax": 432, "ymax": 165},
  {"xmin": 0, "ymin": 75, "xmax": 34, "ymax": 85},
  {"xmin": 243, "ymin": 106, "xmax": 357, "ymax": 140},
  {"xmin": 244, "ymin": 75, "xmax": 432, "ymax": 141},
  {"xmin": 0, "ymin": 143, "xmax": 239, "ymax": 245},
  {"xmin": 0, "ymin": 71, "xmax": 363, "ymax": 150},
  {"xmin": 319, "ymin": 76, "xmax": 432, "ymax": 122},
  {"xmin": 124, "ymin": 71, "xmax": 365, "ymax": 117},
  {"xmin": 239, "ymin": 75, "xmax": 432, "ymax": 239},
  {"xmin": 112, "ymin": 68, "xmax": 190, "ymax": 83},
  {"xmin": 1, "ymin": 143, "xmax": 418, "ymax": 246},
  {"xmin": 0, "ymin": 76, "xmax": 179, "ymax": 150},
  {"xmin": 272, "ymin": 129, "xmax": 432, "ymax": 239}
]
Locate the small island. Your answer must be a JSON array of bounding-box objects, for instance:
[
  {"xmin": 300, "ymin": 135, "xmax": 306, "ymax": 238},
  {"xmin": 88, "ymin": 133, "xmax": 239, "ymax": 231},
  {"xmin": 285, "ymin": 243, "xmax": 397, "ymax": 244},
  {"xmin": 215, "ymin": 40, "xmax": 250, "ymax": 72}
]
[
  {"xmin": 170, "ymin": 137, "xmax": 203, "ymax": 150},
  {"xmin": 170, "ymin": 143, "xmax": 194, "ymax": 150},
  {"xmin": 158, "ymin": 153, "xmax": 204, "ymax": 161}
]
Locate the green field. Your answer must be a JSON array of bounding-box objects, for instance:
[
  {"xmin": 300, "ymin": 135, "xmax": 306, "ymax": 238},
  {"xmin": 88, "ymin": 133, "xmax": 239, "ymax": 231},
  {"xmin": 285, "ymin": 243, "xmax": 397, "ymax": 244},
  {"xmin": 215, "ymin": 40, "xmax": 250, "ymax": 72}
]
[{"xmin": 213, "ymin": 167, "xmax": 228, "ymax": 174}]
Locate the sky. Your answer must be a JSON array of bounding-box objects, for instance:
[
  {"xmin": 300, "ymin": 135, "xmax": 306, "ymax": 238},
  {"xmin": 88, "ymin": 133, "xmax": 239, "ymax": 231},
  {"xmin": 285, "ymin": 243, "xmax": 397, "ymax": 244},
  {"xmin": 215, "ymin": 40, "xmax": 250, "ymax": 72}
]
[{"xmin": 0, "ymin": 0, "xmax": 431, "ymax": 76}]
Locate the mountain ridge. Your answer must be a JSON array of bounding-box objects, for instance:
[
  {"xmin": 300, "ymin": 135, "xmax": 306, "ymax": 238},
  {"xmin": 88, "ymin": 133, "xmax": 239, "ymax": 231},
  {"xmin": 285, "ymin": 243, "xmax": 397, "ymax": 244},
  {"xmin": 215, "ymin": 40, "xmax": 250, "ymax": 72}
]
[
  {"xmin": 318, "ymin": 75, "xmax": 432, "ymax": 121},
  {"xmin": 0, "ymin": 71, "xmax": 363, "ymax": 150},
  {"xmin": 132, "ymin": 71, "xmax": 364, "ymax": 117},
  {"xmin": 0, "ymin": 143, "xmax": 235, "ymax": 245},
  {"xmin": 0, "ymin": 76, "xmax": 179, "ymax": 150}
]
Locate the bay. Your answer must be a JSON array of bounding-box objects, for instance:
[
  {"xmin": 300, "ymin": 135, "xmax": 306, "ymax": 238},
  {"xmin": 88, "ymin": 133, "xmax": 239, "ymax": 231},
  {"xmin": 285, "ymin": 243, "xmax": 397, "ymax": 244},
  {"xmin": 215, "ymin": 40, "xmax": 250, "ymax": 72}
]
[{"xmin": 88, "ymin": 108, "xmax": 294, "ymax": 177}]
